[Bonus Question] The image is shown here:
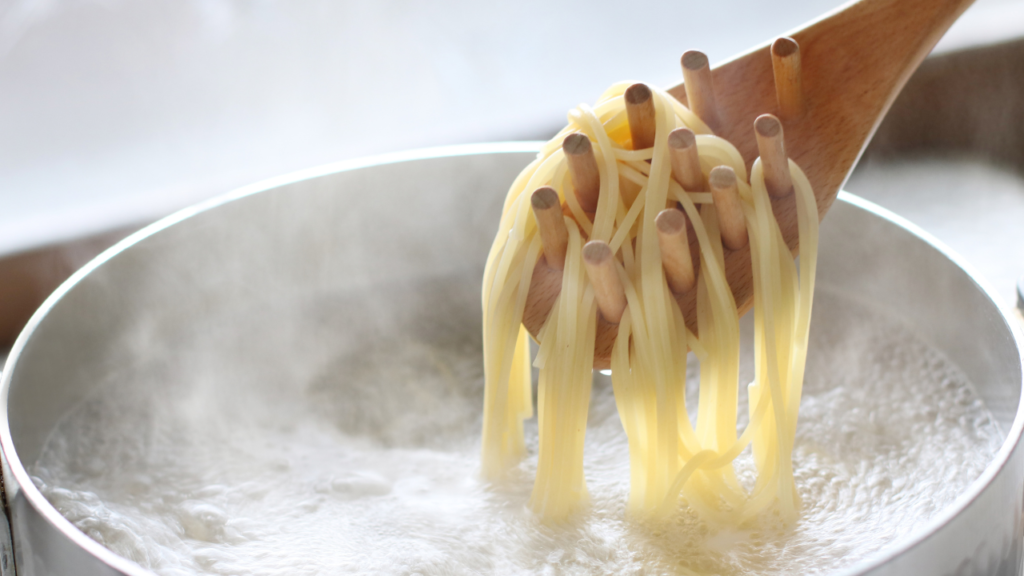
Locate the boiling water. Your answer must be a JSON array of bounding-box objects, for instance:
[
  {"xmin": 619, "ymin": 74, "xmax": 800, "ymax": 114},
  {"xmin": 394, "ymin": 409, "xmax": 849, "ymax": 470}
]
[{"xmin": 31, "ymin": 288, "xmax": 1003, "ymax": 576}]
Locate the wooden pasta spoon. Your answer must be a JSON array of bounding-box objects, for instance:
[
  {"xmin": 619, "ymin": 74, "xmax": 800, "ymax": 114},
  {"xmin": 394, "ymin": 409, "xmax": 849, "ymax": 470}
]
[{"xmin": 520, "ymin": 0, "xmax": 975, "ymax": 369}]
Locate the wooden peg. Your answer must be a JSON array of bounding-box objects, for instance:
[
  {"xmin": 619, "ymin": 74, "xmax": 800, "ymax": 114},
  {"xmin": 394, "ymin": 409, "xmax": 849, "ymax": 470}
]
[
  {"xmin": 655, "ymin": 209, "xmax": 696, "ymax": 294},
  {"xmin": 668, "ymin": 128, "xmax": 704, "ymax": 191},
  {"xmin": 531, "ymin": 187, "xmax": 569, "ymax": 270},
  {"xmin": 681, "ymin": 50, "xmax": 720, "ymax": 130},
  {"xmin": 582, "ymin": 240, "xmax": 627, "ymax": 323},
  {"xmin": 563, "ymin": 133, "xmax": 600, "ymax": 212},
  {"xmin": 624, "ymin": 83, "xmax": 656, "ymax": 151},
  {"xmin": 754, "ymin": 114, "xmax": 793, "ymax": 197},
  {"xmin": 708, "ymin": 166, "xmax": 748, "ymax": 251},
  {"xmin": 772, "ymin": 37, "xmax": 803, "ymax": 120}
]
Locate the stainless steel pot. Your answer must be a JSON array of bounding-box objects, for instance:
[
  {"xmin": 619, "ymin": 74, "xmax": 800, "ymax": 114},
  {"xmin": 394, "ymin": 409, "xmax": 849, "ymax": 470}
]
[{"xmin": 0, "ymin": 144, "xmax": 1022, "ymax": 575}]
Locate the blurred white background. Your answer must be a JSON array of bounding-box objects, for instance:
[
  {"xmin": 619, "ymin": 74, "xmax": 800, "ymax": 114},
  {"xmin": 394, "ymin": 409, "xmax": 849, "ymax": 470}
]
[{"xmin": 1, "ymin": 0, "xmax": 1018, "ymax": 256}]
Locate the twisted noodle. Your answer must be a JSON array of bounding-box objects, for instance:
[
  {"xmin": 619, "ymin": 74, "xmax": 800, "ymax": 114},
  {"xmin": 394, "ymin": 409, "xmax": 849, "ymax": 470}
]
[{"xmin": 481, "ymin": 82, "xmax": 818, "ymax": 524}]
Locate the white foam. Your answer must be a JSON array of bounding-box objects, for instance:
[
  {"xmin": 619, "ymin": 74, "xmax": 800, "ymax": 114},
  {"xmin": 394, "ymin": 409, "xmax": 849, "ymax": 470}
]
[{"xmin": 31, "ymin": 289, "xmax": 1004, "ymax": 575}]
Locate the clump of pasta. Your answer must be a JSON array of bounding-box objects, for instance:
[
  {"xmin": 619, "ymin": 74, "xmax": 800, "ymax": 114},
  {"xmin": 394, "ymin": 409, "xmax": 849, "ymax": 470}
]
[{"xmin": 481, "ymin": 81, "xmax": 818, "ymax": 525}]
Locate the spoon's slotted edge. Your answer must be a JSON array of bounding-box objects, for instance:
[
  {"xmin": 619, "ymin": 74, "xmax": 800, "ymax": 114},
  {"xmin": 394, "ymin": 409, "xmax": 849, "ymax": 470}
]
[
  {"xmin": 524, "ymin": 0, "xmax": 975, "ymax": 367},
  {"xmin": 668, "ymin": 0, "xmax": 976, "ymax": 218}
]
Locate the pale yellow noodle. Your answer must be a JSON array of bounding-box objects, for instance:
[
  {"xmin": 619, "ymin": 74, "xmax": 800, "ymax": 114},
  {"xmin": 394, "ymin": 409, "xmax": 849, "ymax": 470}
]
[{"xmin": 481, "ymin": 84, "xmax": 819, "ymax": 529}]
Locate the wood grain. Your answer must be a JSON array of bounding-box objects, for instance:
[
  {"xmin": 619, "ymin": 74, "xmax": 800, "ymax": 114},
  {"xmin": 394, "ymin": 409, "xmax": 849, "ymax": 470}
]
[
  {"xmin": 656, "ymin": 208, "xmax": 696, "ymax": 295},
  {"xmin": 522, "ymin": 0, "xmax": 975, "ymax": 368},
  {"xmin": 564, "ymin": 133, "xmax": 600, "ymax": 212},
  {"xmin": 531, "ymin": 186, "xmax": 569, "ymax": 270},
  {"xmin": 668, "ymin": 128, "xmax": 705, "ymax": 191},
  {"xmin": 755, "ymin": 114, "xmax": 794, "ymax": 197},
  {"xmin": 582, "ymin": 241, "xmax": 627, "ymax": 324},
  {"xmin": 625, "ymin": 83, "xmax": 657, "ymax": 150},
  {"xmin": 709, "ymin": 166, "xmax": 748, "ymax": 251},
  {"xmin": 681, "ymin": 50, "xmax": 721, "ymax": 130},
  {"xmin": 772, "ymin": 37, "xmax": 804, "ymax": 120}
]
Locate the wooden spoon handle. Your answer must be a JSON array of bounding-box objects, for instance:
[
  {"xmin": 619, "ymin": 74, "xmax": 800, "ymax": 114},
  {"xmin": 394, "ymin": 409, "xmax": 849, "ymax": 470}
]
[
  {"xmin": 670, "ymin": 0, "xmax": 976, "ymax": 218},
  {"xmin": 523, "ymin": 0, "xmax": 975, "ymax": 368}
]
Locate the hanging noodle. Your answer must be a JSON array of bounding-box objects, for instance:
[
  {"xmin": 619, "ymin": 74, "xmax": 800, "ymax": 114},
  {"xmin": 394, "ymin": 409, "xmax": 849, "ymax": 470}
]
[{"xmin": 481, "ymin": 81, "xmax": 818, "ymax": 525}]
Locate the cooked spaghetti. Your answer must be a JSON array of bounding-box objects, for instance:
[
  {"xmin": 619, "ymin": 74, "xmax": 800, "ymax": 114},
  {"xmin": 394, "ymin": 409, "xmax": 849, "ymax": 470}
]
[{"xmin": 481, "ymin": 82, "xmax": 818, "ymax": 524}]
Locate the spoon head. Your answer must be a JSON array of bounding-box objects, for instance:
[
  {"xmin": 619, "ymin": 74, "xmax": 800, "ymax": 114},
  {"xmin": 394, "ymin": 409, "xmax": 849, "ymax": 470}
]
[
  {"xmin": 668, "ymin": 0, "xmax": 975, "ymax": 219},
  {"xmin": 526, "ymin": 0, "xmax": 975, "ymax": 368}
]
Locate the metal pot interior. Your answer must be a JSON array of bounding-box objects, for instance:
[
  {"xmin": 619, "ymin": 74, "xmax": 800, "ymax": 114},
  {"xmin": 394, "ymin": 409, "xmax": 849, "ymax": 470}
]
[{"xmin": 1, "ymin": 144, "xmax": 1022, "ymax": 576}]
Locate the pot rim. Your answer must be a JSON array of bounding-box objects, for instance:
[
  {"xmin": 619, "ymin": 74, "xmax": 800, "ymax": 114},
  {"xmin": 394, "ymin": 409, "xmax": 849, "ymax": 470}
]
[
  {"xmin": 1, "ymin": 142, "xmax": 1022, "ymax": 576},
  {"xmin": 830, "ymin": 193, "xmax": 1024, "ymax": 576},
  {"xmin": 0, "ymin": 141, "xmax": 544, "ymax": 576}
]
